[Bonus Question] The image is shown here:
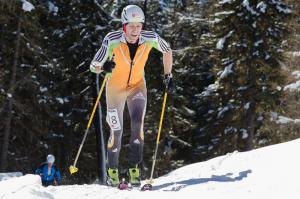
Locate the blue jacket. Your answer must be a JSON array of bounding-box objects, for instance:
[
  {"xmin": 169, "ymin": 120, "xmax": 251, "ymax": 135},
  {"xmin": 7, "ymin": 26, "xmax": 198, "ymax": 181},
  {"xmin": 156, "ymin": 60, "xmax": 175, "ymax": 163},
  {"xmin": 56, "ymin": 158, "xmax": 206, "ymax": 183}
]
[{"xmin": 36, "ymin": 163, "xmax": 62, "ymax": 184}]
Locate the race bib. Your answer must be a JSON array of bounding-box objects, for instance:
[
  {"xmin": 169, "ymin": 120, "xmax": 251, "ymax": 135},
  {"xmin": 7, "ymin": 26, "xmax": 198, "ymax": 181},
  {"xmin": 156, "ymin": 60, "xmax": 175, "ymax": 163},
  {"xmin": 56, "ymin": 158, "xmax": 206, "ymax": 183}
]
[{"xmin": 107, "ymin": 109, "xmax": 121, "ymax": 131}]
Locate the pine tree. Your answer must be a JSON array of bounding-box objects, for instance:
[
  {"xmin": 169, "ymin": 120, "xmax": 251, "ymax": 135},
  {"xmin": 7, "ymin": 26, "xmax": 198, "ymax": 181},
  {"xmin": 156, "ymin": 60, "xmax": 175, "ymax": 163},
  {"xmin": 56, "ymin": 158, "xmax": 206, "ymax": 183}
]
[
  {"xmin": 258, "ymin": 0, "xmax": 300, "ymax": 147},
  {"xmin": 197, "ymin": 0, "xmax": 292, "ymax": 157},
  {"xmin": 0, "ymin": 0, "xmax": 51, "ymax": 171}
]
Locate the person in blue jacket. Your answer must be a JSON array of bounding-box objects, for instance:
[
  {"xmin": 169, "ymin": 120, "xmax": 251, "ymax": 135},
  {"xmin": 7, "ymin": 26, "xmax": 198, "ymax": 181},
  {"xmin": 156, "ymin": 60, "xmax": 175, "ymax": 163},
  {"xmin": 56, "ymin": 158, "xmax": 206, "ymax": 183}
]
[{"xmin": 35, "ymin": 154, "xmax": 62, "ymax": 186}]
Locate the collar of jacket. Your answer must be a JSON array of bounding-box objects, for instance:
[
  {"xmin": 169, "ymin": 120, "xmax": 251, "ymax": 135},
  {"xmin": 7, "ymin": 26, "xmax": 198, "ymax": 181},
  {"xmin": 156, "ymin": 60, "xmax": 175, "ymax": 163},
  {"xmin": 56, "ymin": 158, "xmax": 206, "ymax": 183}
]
[{"xmin": 120, "ymin": 31, "xmax": 146, "ymax": 45}]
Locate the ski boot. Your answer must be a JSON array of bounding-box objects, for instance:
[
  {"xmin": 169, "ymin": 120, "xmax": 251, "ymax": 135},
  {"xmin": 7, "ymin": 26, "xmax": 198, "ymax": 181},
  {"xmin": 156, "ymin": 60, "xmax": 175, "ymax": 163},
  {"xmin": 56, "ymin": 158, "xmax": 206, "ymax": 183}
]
[
  {"xmin": 128, "ymin": 167, "xmax": 141, "ymax": 186},
  {"xmin": 107, "ymin": 168, "xmax": 120, "ymax": 186}
]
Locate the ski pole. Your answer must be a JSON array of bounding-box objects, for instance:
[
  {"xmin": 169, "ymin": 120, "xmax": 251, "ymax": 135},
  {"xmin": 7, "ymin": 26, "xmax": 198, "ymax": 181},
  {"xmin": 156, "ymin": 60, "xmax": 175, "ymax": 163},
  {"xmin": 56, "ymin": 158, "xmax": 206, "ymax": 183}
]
[
  {"xmin": 69, "ymin": 74, "xmax": 108, "ymax": 174},
  {"xmin": 146, "ymin": 90, "xmax": 168, "ymax": 185}
]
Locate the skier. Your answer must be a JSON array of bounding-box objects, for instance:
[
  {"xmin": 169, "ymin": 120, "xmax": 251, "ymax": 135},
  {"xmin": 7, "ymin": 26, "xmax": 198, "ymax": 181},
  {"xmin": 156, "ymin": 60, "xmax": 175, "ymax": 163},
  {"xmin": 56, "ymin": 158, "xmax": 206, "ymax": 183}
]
[
  {"xmin": 35, "ymin": 154, "xmax": 62, "ymax": 186},
  {"xmin": 90, "ymin": 4, "xmax": 174, "ymax": 186}
]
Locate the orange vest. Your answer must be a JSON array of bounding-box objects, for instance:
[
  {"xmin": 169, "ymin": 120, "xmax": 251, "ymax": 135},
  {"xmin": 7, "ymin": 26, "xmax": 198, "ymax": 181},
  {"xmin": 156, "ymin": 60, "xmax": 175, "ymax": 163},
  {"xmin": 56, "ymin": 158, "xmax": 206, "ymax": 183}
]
[
  {"xmin": 91, "ymin": 30, "xmax": 171, "ymax": 91},
  {"xmin": 108, "ymin": 42, "xmax": 152, "ymax": 90}
]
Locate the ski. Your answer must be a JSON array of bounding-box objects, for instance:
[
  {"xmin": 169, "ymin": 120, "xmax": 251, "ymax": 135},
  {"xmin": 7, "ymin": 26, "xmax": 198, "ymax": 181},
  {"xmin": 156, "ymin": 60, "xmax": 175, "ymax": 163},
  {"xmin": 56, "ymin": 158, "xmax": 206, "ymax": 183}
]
[
  {"xmin": 110, "ymin": 181, "xmax": 152, "ymax": 191},
  {"xmin": 140, "ymin": 183, "xmax": 152, "ymax": 191},
  {"xmin": 116, "ymin": 179, "xmax": 150, "ymax": 191}
]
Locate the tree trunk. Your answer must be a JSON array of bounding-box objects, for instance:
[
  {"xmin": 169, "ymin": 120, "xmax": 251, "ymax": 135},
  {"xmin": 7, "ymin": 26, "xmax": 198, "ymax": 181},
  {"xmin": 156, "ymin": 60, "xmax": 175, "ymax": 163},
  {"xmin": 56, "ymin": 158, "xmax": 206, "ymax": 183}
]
[
  {"xmin": 0, "ymin": 13, "xmax": 21, "ymax": 171},
  {"xmin": 242, "ymin": 60, "xmax": 257, "ymax": 151},
  {"xmin": 143, "ymin": 0, "xmax": 147, "ymax": 28},
  {"xmin": 244, "ymin": 102, "xmax": 256, "ymax": 151}
]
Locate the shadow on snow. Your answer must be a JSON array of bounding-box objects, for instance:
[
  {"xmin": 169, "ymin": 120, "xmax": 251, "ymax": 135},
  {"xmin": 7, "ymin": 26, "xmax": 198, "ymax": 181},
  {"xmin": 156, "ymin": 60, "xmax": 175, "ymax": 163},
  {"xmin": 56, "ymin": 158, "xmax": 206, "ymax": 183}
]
[{"xmin": 152, "ymin": 169, "xmax": 252, "ymax": 191}]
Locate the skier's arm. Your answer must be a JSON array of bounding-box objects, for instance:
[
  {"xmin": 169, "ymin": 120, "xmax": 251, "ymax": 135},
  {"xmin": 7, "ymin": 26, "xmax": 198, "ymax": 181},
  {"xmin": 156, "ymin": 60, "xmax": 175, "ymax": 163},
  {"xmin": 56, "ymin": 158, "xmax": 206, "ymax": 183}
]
[
  {"xmin": 35, "ymin": 168, "xmax": 42, "ymax": 175},
  {"xmin": 55, "ymin": 170, "xmax": 62, "ymax": 183},
  {"xmin": 153, "ymin": 33, "xmax": 174, "ymax": 93},
  {"xmin": 90, "ymin": 36, "xmax": 111, "ymax": 73},
  {"xmin": 150, "ymin": 32, "xmax": 172, "ymax": 74}
]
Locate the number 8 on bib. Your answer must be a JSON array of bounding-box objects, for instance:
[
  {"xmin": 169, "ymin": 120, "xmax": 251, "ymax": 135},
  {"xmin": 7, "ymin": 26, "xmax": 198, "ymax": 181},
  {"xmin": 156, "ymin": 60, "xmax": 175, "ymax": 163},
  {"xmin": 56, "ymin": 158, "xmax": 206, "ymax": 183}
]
[{"xmin": 107, "ymin": 109, "xmax": 121, "ymax": 131}]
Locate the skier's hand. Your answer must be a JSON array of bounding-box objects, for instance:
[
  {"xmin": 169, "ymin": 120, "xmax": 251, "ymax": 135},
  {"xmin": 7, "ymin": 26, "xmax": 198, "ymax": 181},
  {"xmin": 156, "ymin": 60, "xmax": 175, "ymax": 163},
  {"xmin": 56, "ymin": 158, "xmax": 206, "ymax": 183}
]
[
  {"xmin": 102, "ymin": 60, "xmax": 116, "ymax": 73},
  {"xmin": 163, "ymin": 73, "xmax": 175, "ymax": 94},
  {"xmin": 90, "ymin": 61, "xmax": 103, "ymax": 74}
]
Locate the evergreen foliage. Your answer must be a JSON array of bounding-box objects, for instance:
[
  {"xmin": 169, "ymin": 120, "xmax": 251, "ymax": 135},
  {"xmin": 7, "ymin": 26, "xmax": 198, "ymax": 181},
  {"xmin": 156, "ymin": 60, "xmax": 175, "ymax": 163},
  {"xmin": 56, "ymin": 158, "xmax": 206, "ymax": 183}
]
[{"xmin": 197, "ymin": 0, "xmax": 291, "ymax": 158}]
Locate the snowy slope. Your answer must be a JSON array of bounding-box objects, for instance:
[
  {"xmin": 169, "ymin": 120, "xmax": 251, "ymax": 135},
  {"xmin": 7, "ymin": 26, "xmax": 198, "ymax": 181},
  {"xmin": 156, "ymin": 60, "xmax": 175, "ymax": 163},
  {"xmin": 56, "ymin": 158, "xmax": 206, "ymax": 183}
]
[{"xmin": 1, "ymin": 139, "xmax": 300, "ymax": 199}]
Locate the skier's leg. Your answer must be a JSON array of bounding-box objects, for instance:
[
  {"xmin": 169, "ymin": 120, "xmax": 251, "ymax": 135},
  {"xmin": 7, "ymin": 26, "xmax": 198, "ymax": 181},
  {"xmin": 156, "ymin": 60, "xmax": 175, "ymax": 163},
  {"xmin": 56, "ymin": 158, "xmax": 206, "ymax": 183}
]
[
  {"xmin": 106, "ymin": 88, "xmax": 126, "ymax": 170},
  {"xmin": 126, "ymin": 80, "xmax": 147, "ymax": 167}
]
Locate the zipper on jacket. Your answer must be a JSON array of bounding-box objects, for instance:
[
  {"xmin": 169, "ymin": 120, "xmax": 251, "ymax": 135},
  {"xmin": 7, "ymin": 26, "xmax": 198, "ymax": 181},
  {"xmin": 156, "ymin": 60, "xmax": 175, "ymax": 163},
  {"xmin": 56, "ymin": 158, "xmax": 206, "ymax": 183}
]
[{"xmin": 127, "ymin": 60, "xmax": 133, "ymax": 86}]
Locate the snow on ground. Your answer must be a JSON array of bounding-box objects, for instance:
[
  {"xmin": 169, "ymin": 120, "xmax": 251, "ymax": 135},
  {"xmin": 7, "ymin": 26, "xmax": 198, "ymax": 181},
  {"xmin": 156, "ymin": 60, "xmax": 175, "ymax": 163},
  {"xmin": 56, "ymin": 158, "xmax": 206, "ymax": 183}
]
[
  {"xmin": 0, "ymin": 172, "xmax": 22, "ymax": 181},
  {"xmin": 1, "ymin": 139, "xmax": 300, "ymax": 199}
]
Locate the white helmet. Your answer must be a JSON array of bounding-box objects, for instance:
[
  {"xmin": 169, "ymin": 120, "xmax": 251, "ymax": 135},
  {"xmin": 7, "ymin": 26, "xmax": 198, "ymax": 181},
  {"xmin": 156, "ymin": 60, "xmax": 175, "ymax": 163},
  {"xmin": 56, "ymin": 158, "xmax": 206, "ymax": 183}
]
[
  {"xmin": 121, "ymin": 5, "xmax": 145, "ymax": 24},
  {"xmin": 47, "ymin": 154, "xmax": 55, "ymax": 164}
]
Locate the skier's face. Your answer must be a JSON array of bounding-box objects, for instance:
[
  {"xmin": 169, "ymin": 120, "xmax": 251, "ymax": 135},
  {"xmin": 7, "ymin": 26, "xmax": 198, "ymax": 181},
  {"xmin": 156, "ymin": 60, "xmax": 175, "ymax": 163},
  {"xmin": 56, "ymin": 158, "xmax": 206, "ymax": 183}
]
[{"xmin": 124, "ymin": 22, "xmax": 143, "ymax": 43}]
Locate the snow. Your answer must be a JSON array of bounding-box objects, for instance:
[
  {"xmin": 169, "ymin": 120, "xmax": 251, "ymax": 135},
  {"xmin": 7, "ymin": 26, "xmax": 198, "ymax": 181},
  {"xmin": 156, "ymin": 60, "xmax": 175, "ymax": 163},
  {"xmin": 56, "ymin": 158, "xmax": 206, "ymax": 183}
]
[
  {"xmin": 219, "ymin": 63, "xmax": 233, "ymax": 79},
  {"xmin": 276, "ymin": 116, "xmax": 300, "ymax": 124},
  {"xmin": 257, "ymin": 1, "xmax": 267, "ymax": 13},
  {"xmin": 244, "ymin": 102, "xmax": 250, "ymax": 110},
  {"xmin": 242, "ymin": 0, "xmax": 258, "ymax": 16},
  {"xmin": 292, "ymin": 70, "xmax": 300, "ymax": 79},
  {"xmin": 276, "ymin": 86, "xmax": 282, "ymax": 91},
  {"xmin": 38, "ymin": 99, "xmax": 47, "ymax": 104},
  {"xmin": 288, "ymin": 51, "xmax": 300, "ymax": 57},
  {"xmin": 95, "ymin": 25, "xmax": 107, "ymax": 31},
  {"xmin": 257, "ymin": 116, "xmax": 263, "ymax": 121},
  {"xmin": 270, "ymin": 111, "xmax": 278, "ymax": 121},
  {"xmin": 284, "ymin": 80, "xmax": 300, "ymax": 92},
  {"xmin": 217, "ymin": 106, "xmax": 229, "ymax": 118},
  {"xmin": 39, "ymin": 86, "xmax": 48, "ymax": 93},
  {"xmin": 271, "ymin": 0, "xmax": 292, "ymax": 14},
  {"xmin": 0, "ymin": 172, "xmax": 22, "ymax": 181},
  {"xmin": 56, "ymin": 97, "xmax": 64, "ymax": 104},
  {"xmin": 21, "ymin": 0, "xmax": 35, "ymax": 12},
  {"xmin": 199, "ymin": 82, "xmax": 219, "ymax": 97},
  {"xmin": 219, "ymin": 0, "xmax": 233, "ymax": 4},
  {"xmin": 48, "ymin": 1, "xmax": 58, "ymax": 16},
  {"xmin": 224, "ymin": 126, "xmax": 236, "ymax": 134},
  {"xmin": 216, "ymin": 30, "xmax": 234, "ymax": 50},
  {"xmin": 183, "ymin": 106, "xmax": 195, "ymax": 115},
  {"xmin": 254, "ymin": 39, "xmax": 263, "ymax": 46},
  {"xmin": 214, "ymin": 11, "xmax": 235, "ymax": 16},
  {"xmin": 284, "ymin": 71, "xmax": 300, "ymax": 92},
  {"xmin": 271, "ymin": 111, "xmax": 300, "ymax": 124},
  {"xmin": 1, "ymin": 139, "xmax": 300, "ymax": 198},
  {"xmin": 240, "ymin": 129, "xmax": 248, "ymax": 139}
]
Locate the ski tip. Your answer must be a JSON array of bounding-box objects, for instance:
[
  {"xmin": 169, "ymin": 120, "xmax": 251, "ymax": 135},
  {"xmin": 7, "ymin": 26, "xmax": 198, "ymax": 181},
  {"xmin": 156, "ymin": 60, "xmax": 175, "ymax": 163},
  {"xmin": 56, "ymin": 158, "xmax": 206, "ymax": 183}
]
[
  {"xmin": 118, "ymin": 183, "xmax": 129, "ymax": 190},
  {"xmin": 140, "ymin": 183, "xmax": 152, "ymax": 191}
]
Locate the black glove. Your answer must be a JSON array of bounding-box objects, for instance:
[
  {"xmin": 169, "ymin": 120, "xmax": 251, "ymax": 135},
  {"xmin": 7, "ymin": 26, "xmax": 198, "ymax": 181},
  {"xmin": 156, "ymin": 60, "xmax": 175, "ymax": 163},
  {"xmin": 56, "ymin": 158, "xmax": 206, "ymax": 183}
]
[
  {"xmin": 102, "ymin": 60, "xmax": 116, "ymax": 73},
  {"xmin": 163, "ymin": 73, "xmax": 175, "ymax": 94}
]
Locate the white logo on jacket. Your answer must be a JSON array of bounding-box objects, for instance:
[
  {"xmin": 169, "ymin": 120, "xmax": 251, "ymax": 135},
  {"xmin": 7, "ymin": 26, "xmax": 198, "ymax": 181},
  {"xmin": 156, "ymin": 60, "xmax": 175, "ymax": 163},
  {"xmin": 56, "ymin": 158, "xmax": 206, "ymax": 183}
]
[{"xmin": 132, "ymin": 92, "xmax": 145, "ymax": 101}]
